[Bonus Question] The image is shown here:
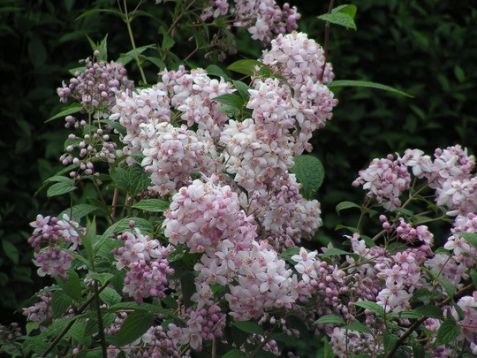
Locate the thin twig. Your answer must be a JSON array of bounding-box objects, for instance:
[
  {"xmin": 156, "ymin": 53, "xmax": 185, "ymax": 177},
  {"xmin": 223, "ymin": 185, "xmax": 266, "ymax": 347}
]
[
  {"xmin": 385, "ymin": 283, "xmax": 474, "ymax": 358},
  {"xmin": 122, "ymin": 0, "xmax": 147, "ymax": 84},
  {"xmin": 42, "ymin": 280, "xmax": 111, "ymax": 357},
  {"xmin": 320, "ymin": 0, "xmax": 335, "ymax": 82},
  {"xmin": 111, "ymin": 188, "xmax": 119, "ymax": 219},
  {"xmin": 94, "ymin": 281, "xmax": 108, "ymax": 357}
]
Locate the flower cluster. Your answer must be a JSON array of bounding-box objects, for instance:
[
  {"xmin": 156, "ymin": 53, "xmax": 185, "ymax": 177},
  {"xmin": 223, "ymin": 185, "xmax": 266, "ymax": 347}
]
[
  {"xmin": 57, "ymin": 51, "xmax": 134, "ymax": 114},
  {"xmin": 60, "ymin": 127, "xmax": 117, "ymax": 178},
  {"xmin": 183, "ymin": 304, "xmax": 226, "ymax": 351},
  {"xmin": 114, "ymin": 228, "xmax": 173, "ymax": 302},
  {"xmin": 28, "ymin": 215, "xmax": 83, "ymax": 278},
  {"xmin": 202, "ymin": 0, "xmax": 300, "ymax": 44},
  {"xmin": 164, "ymin": 177, "xmax": 257, "ymax": 254},
  {"xmin": 353, "ymin": 154, "xmax": 411, "ymax": 210},
  {"xmin": 22, "ymin": 290, "xmax": 53, "ymax": 323}
]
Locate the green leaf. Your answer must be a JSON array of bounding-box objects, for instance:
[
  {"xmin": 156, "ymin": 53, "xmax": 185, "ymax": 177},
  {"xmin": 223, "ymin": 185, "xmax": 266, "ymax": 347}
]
[
  {"xmin": 222, "ymin": 350, "xmax": 246, "ymax": 358},
  {"xmin": 333, "ymin": 4, "xmax": 357, "ymax": 18},
  {"xmin": 180, "ymin": 272, "xmax": 195, "ymax": 307},
  {"xmin": 214, "ymin": 93, "xmax": 244, "ymax": 116},
  {"xmin": 411, "ymin": 305, "xmax": 442, "ymax": 319},
  {"xmin": 117, "ymin": 44, "xmax": 154, "ymax": 65},
  {"xmin": 336, "ymin": 201, "xmax": 361, "ymax": 214},
  {"xmin": 66, "ymin": 319, "xmax": 89, "ymax": 345},
  {"xmin": 109, "ymin": 310, "xmax": 155, "ymax": 346},
  {"xmin": 100, "ymin": 217, "xmax": 153, "ymax": 241},
  {"xmin": 132, "ymin": 199, "xmax": 169, "ymax": 212},
  {"xmin": 435, "ymin": 319, "xmax": 460, "ymax": 345},
  {"xmin": 161, "ymin": 33, "xmax": 174, "ymax": 50},
  {"xmin": 227, "ymin": 59, "xmax": 262, "ymax": 76},
  {"xmin": 47, "ymin": 181, "xmax": 76, "ymax": 197},
  {"xmin": 46, "ymin": 103, "xmax": 82, "ymax": 123},
  {"xmin": 2, "ymin": 240, "xmax": 19, "ymax": 264},
  {"xmin": 460, "ymin": 232, "xmax": 477, "ymax": 249},
  {"xmin": 290, "ymin": 155, "xmax": 325, "ymax": 199},
  {"xmin": 232, "ymin": 320, "xmax": 264, "ymax": 335},
  {"xmin": 322, "ymin": 247, "xmax": 350, "ymax": 256},
  {"xmin": 110, "ymin": 165, "xmax": 151, "ymax": 196},
  {"xmin": 328, "ymin": 80, "xmax": 413, "ymax": 97},
  {"xmin": 206, "ymin": 64, "xmax": 229, "ymax": 79},
  {"xmin": 383, "ymin": 333, "xmax": 399, "ymax": 353},
  {"xmin": 60, "ymin": 203, "xmax": 99, "ymax": 222},
  {"xmin": 233, "ymin": 80, "xmax": 250, "ymax": 100},
  {"xmin": 347, "ymin": 320, "xmax": 371, "ymax": 333},
  {"xmin": 89, "ymin": 272, "xmax": 114, "ymax": 285},
  {"xmin": 51, "ymin": 291, "xmax": 73, "ymax": 317},
  {"xmin": 280, "ymin": 246, "xmax": 300, "ymax": 263},
  {"xmin": 353, "ymin": 301, "xmax": 385, "ymax": 316},
  {"xmin": 99, "ymin": 287, "xmax": 122, "ymax": 306},
  {"xmin": 82, "ymin": 218, "xmax": 96, "ymax": 264},
  {"xmin": 316, "ymin": 314, "xmax": 345, "ymax": 325},
  {"xmin": 57, "ymin": 270, "xmax": 82, "ymax": 301},
  {"xmin": 318, "ymin": 12, "xmax": 357, "ymax": 30}
]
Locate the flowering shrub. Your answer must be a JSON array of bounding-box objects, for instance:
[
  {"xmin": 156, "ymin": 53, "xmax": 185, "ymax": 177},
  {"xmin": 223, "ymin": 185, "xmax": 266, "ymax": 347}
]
[{"xmin": 3, "ymin": 1, "xmax": 477, "ymax": 357}]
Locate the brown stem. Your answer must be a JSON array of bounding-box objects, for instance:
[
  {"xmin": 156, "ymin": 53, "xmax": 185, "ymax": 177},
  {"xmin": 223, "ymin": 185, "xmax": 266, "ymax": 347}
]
[
  {"xmin": 111, "ymin": 188, "xmax": 119, "ymax": 219},
  {"xmin": 42, "ymin": 280, "xmax": 111, "ymax": 357},
  {"xmin": 385, "ymin": 283, "xmax": 474, "ymax": 358},
  {"xmin": 94, "ymin": 281, "xmax": 108, "ymax": 357},
  {"xmin": 320, "ymin": 0, "xmax": 335, "ymax": 82}
]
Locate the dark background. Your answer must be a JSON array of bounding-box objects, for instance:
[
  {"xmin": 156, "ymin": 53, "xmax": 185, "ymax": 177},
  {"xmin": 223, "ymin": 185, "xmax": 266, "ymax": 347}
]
[{"xmin": 1, "ymin": 0, "xmax": 476, "ymax": 324}]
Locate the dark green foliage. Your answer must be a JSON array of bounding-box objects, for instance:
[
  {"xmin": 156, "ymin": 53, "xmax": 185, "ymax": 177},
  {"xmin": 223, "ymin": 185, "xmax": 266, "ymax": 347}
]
[{"xmin": 1, "ymin": 0, "xmax": 476, "ymax": 333}]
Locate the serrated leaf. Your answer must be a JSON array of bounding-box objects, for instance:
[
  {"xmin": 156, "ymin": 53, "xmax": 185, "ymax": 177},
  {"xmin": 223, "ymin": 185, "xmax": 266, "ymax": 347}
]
[
  {"xmin": 66, "ymin": 319, "xmax": 89, "ymax": 345},
  {"xmin": 57, "ymin": 270, "xmax": 82, "ymax": 301},
  {"xmin": 110, "ymin": 165, "xmax": 151, "ymax": 196},
  {"xmin": 51, "ymin": 291, "xmax": 73, "ymax": 317},
  {"xmin": 132, "ymin": 199, "xmax": 169, "ymax": 212},
  {"xmin": 353, "ymin": 301, "xmax": 385, "ymax": 315},
  {"xmin": 47, "ymin": 181, "xmax": 76, "ymax": 197},
  {"xmin": 333, "ymin": 4, "xmax": 357, "ymax": 18},
  {"xmin": 318, "ymin": 12, "xmax": 357, "ymax": 30},
  {"xmin": 227, "ymin": 59, "xmax": 262, "ymax": 76},
  {"xmin": 100, "ymin": 217, "xmax": 153, "ymax": 241},
  {"xmin": 60, "ymin": 203, "xmax": 99, "ymax": 222},
  {"xmin": 336, "ymin": 201, "xmax": 361, "ymax": 214},
  {"xmin": 233, "ymin": 80, "xmax": 250, "ymax": 100},
  {"xmin": 316, "ymin": 314, "xmax": 345, "ymax": 325},
  {"xmin": 206, "ymin": 64, "xmax": 229, "ymax": 79},
  {"xmin": 435, "ymin": 319, "xmax": 460, "ymax": 345},
  {"xmin": 46, "ymin": 103, "xmax": 82, "ymax": 123},
  {"xmin": 383, "ymin": 333, "xmax": 399, "ymax": 353},
  {"xmin": 412, "ymin": 305, "xmax": 442, "ymax": 319},
  {"xmin": 232, "ymin": 320, "xmax": 264, "ymax": 334},
  {"xmin": 2, "ymin": 240, "xmax": 19, "ymax": 264},
  {"xmin": 347, "ymin": 320, "xmax": 371, "ymax": 333},
  {"xmin": 117, "ymin": 44, "xmax": 154, "ymax": 65},
  {"xmin": 109, "ymin": 310, "xmax": 155, "ymax": 346},
  {"xmin": 290, "ymin": 155, "xmax": 325, "ymax": 199},
  {"xmin": 328, "ymin": 80, "xmax": 412, "ymax": 97},
  {"xmin": 99, "ymin": 287, "xmax": 122, "ymax": 306}
]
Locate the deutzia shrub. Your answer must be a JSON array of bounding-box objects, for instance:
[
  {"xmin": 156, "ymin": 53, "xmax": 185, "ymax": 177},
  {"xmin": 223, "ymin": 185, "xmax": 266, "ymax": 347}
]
[{"xmin": 5, "ymin": 1, "xmax": 477, "ymax": 357}]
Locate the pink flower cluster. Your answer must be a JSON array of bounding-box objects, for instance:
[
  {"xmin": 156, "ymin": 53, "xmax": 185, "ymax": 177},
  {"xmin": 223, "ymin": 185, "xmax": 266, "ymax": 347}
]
[
  {"xmin": 402, "ymin": 145, "xmax": 477, "ymax": 215},
  {"xmin": 164, "ymin": 177, "xmax": 257, "ymax": 254},
  {"xmin": 183, "ymin": 304, "xmax": 226, "ymax": 351},
  {"xmin": 455, "ymin": 292, "xmax": 477, "ymax": 354},
  {"xmin": 114, "ymin": 228, "xmax": 173, "ymax": 302},
  {"xmin": 140, "ymin": 122, "xmax": 213, "ymax": 196},
  {"xmin": 375, "ymin": 251, "xmax": 422, "ymax": 312},
  {"xmin": 380, "ymin": 215, "xmax": 434, "ymax": 245},
  {"xmin": 202, "ymin": 0, "xmax": 300, "ymax": 44},
  {"xmin": 28, "ymin": 214, "xmax": 83, "ymax": 278},
  {"xmin": 293, "ymin": 248, "xmax": 346, "ymax": 316},
  {"xmin": 330, "ymin": 327, "xmax": 383, "ymax": 358},
  {"xmin": 353, "ymin": 154, "xmax": 412, "ymax": 210},
  {"xmin": 111, "ymin": 84, "xmax": 171, "ymax": 156},
  {"xmin": 57, "ymin": 51, "xmax": 134, "ymax": 114},
  {"xmin": 22, "ymin": 291, "xmax": 53, "ymax": 323}
]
